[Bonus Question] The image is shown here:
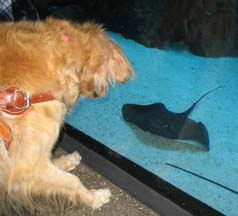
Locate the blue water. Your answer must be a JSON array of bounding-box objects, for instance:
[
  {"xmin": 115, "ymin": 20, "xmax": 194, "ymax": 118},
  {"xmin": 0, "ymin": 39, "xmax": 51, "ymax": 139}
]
[{"xmin": 66, "ymin": 32, "xmax": 238, "ymax": 216}]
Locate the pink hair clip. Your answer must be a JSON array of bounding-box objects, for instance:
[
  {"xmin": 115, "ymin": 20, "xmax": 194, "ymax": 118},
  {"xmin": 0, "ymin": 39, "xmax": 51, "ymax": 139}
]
[{"xmin": 63, "ymin": 33, "xmax": 70, "ymax": 42}]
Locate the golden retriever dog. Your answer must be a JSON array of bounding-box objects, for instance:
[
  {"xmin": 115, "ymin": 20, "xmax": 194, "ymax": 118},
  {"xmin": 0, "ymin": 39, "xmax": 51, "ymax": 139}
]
[{"xmin": 0, "ymin": 18, "xmax": 133, "ymax": 214}]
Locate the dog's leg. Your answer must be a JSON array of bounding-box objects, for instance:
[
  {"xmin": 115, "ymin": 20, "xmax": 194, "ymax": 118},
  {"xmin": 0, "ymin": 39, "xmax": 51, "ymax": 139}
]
[
  {"xmin": 7, "ymin": 101, "xmax": 111, "ymax": 210},
  {"xmin": 53, "ymin": 151, "xmax": 81, "ymax": 171},
  {"xmin": 0, "ymin": 138, "xmax": 11, "ymax": 214},
  {"xmin": 10, "ymin": 160, "xmax": 111, "ymax": 210},
  {"xmin": 41, "ymin": 162, "xmax": 111, "ymax": 209}
]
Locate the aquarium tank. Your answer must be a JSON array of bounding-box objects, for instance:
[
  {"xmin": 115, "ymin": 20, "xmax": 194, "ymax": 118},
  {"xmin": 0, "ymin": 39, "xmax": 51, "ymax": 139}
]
[{"xmin": 48, "ymin": 0, "xmax": 238, "ymax": 215}]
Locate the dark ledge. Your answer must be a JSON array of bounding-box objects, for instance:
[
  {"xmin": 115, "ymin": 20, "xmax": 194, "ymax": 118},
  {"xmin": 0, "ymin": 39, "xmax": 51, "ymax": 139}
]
[{"xmin": 58, "ymin": 123, "xmax": 224, "ymax": 216}]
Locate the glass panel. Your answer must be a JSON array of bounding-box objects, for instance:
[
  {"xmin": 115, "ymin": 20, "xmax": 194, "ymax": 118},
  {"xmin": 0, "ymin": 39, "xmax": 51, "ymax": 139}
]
[
  {"xmin": 66, "ymin": 30, "xmax": 238, "ymax": 215},
  {"xmin": 61, "ymin": 2, "xmax": 238, "ymax": 215}
]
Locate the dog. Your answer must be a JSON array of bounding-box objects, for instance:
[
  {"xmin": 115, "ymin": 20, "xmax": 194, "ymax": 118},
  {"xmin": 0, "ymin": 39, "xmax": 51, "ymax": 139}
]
[{"xmin": 0, "ymin": 17, "xmax": 133, "ymax": 214}]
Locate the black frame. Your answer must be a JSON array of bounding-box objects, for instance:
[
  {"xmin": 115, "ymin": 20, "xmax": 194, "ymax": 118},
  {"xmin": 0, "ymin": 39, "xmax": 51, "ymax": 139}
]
[{"xmin": 59, "ymin": 123, "xmax": 224, "ymax": 216}]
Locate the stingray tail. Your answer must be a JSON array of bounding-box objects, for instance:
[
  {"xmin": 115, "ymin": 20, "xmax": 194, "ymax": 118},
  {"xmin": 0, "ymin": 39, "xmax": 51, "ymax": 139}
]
[
  {"xmin": 165, "ymin": 162, "xmax": 238, "ymax": 195},
  {"xmin": 184, "ymin": 85, "xmax": 225, "ymax": 116}
]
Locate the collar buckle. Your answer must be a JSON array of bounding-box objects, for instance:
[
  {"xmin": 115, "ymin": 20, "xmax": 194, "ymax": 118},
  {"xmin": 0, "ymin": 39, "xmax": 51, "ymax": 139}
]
[{"xmin": 14, "ymin": 90, "xmax": 30, "ymax": 110}]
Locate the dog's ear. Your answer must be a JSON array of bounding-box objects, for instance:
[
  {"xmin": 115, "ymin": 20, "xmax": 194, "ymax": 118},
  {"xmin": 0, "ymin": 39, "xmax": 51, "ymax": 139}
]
[
  {"xmin": 79, "ymin": 39, "xmax": 134, "ymax": 98},
  {"xmin": 93, "ymin": 41, "xmax": 134, "ymax": 96},
  {"xmin": 107, "ymin": 42, "xmax": 134, "ymax": 84}
]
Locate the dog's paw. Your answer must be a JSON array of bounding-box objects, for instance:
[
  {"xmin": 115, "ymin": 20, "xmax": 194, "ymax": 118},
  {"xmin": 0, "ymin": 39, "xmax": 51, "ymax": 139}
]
[
  {"xmin": 66, "ymin": 151, "xmax": 82, "ymax": 171},
  {"xmin": 54, "ymin": 151, "xmax": 82, "ymax": 171},
  {"xmin": 90, "ymin": 188, "xmax": 111, "ymax": 209}
]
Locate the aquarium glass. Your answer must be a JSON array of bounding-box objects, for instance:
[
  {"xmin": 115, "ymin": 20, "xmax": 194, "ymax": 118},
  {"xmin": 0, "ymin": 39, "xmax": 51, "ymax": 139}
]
[{"xmin": 66, "ymin": 20, "xmax": 238, "ymax": 216}]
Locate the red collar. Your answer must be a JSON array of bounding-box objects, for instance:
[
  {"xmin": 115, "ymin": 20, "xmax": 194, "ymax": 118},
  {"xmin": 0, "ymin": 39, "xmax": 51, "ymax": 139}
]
[
  {"xmin": 0, "ymin": 85, "xmax": 55, "ymax": 115},
  {"xmin": 0, "ymin": 85, "xmax": 55, "ymax": 151}
]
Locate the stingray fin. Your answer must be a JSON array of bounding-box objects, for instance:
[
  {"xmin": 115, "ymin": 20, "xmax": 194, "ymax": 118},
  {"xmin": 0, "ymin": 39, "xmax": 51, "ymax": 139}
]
[{"xmin": 178, "ymin": 120, "xmax": 209, "ymax": 151}]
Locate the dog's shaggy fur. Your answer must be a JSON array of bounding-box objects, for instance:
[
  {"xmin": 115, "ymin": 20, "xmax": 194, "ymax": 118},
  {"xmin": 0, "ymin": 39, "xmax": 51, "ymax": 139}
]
[{"xmin": 0, "ymin": 18, "xmax": 133, "ymax": 214}]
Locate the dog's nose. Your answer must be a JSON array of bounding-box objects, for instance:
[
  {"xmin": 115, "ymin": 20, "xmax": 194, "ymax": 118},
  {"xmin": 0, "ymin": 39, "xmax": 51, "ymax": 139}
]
[{"xmin": 93, "ymin": 91, "xmax": 98, "ymax": 97}]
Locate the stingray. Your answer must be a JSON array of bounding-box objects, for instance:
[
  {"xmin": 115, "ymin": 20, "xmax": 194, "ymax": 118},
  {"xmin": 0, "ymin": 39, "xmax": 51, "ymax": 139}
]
[{"xmin": 122, "ymin": 86, "xmax": 223, "ymax": 151}]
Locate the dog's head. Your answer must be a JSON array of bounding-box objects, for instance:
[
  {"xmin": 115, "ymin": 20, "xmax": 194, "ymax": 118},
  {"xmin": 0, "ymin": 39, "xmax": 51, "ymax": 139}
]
[
  {"xmin": 45, "ymin": 18, "xmax": 133, "ymax": 106},
  {"xmin": 74, "ymin": 23, "xmax": 134, "ymax": 99}
]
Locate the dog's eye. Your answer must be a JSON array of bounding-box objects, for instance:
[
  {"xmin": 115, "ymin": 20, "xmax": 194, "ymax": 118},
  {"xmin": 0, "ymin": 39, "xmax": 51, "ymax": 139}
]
[{"xmin": 93, "ymin": 91, "xmax": 98, "ymax": 97}]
